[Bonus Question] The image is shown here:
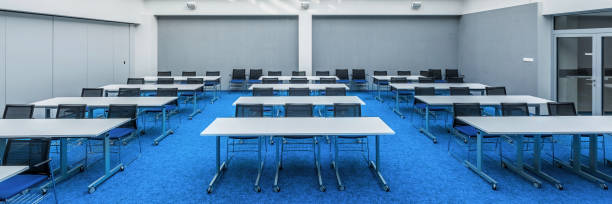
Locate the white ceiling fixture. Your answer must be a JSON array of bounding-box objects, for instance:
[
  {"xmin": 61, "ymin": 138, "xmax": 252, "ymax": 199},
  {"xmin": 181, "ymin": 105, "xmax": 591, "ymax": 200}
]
[
  {"xmin": 186, "ymin": 1, "xmax": 197, "ymax": 10},
  {"xmin": 300, "ymin": 0, "xmax": 311, "ymax": 10},
  {"xmin": 412, "ymin": 1, "xmax": 422, "ymax": 10}
]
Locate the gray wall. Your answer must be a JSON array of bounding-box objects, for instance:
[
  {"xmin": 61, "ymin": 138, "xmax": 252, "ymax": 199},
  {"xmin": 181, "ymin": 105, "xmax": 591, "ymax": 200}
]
[
  {"xmin": 0, "ymin": 11, "xmax": 132, "ymax": 115},
  {"xmin": 458, "ymin": 3, "xmax": 539, "ymax": 95},
  {"xmin": 312, "ymin": 15, "xmax": 459, "ymax": 76},
  {"xmin": 157, "ymin": 16, "xmax": 299, "ymax": 89}
]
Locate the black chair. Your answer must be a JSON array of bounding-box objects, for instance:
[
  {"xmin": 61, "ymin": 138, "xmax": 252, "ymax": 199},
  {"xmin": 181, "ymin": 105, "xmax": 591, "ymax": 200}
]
[
  {"xmin": 262, "ymin": 78, "xmax": 280, "ymax": 84},
  {"xmin": 127, "ymin": 78, "xmax": 145, "ymax": 84},
  {"xmin": 157, "ymin": 71, "xmax": 171, "ymax": 76},
  {"xmin": 0, "ymin": 139, "xmax": 58, "ymax": 203},
  {"xmin": 3, "ymin": 105, "xmax": 34, "ymax": 119},
  {"xmin": 182, "ymin": 71, "xmax": 196, "ymax": 76},
  {"xmin": 445, "ymin": 69, "xmax": 459, "ymax": 80},
  {"xmin": 330, "ymin": 103, "xmax": 367, "ymax": 190},
  {"xmin": 156, "ymin": 88, "xmax": 180, "ymax": 113},
  {"xmin": 230, "ymin": 69, "xmax": 247, "ymax": 91},
  {"xmin": 288, "ymin": 88, "xmax": 310, "ymax": 96},
  {"xmin": 390, "ymin": 77, "xmax": 408, "ymax": 84},
  {"xmin": 285, "ymin": 103, "xmax": 312, "ymax": 117},
  {"xmin": 447, "ymin": 77, "xmax": 464, "ymax": 83},
  {"xmin": 325, "ymin": 87, "xmax": 346, "ymax": 96},
  {"xmin": 229, "ymin": 103, "xmax": 265, "ymax": 191},
  {"xmin": 248, "ymin": 69, "xmax": 263, "ymax": 85},
  {"xmin": 419, "ymin": 70, "xmax": 429, "ymax": 77},
  {"xmin": 449, "ymin": 103, "xmax": 501, "ymax": 155},
  {"xmin": 292, "ymin": 71, "xmax": 306, "ymax": 76},
  {"xmin": 315, "ymin": 71, "xmax": 330, "ymax": 76},
  {"xmin": 88, "ymin": 104, "xmax": 140, "ymax": 166},
  {"xmin": 268, "ymin": 71, "xmax": 282, "ymax": 76},
  {"xmin": 253, "ymin": 88, "xmax": 274, "ymax": 96},
  {"xmin": 351, "ymin": 69, "xmax": 367, "ymax": 90},
  {"xmin": 418, "ymin": 77, "xmax": 434, "ymax": 83},
  {"xmin": 319, "ymin": 77, "xmax": 336, "ymax": 84},
  {"xmin": 501, "ymin": 103, "xmax": 530, "ymax": 117},
  {"xmin": 412, "ymin": 87, "xmax": 447, "ymax": 126},
  {"xmin": 336, "ymin": 69, "xmax": 350, "ymax": 84},
  {"xmin": 428, "ymin": 69, "xmax": 443, "ymax": 82},
  {"xmin": 81, "ymin": 88, "xmax": 104, "ymax": 97},
  {"xmin": 397, "ymin": 70, "xmax": 411, "ymax": 76},
  {"xmin": 373, "ymin": 71, "xmax": 387, "ymax": 76},
  {"xmin": 118, "ymin": 88, "xmax": 141, "ymax": 97},
  {"xmin": 205, "ymin": 71, "xmax": 221, "ymax": 87},
  {"xmin": 157, "ymin": 77, "xmax": 174, "ymax": 84},
  {"xmin": 486, "ymin": 87, "xmax": 507, "ymax": 95},
  {"xmin": 450, "ymin": 87, "xmax": 470, "ymax": 96},
  {"xmin": 186, "ymin": 77, "xmax": 204, "ymax": 95},
  {"xmin": 289, "ymin": 77, "xmax": 308, "ymax": 84},
  {"xmin": 56, "ymin": 104, "xmax": 86, "ymax": 119},
  {"xmin": 547, "ymin": 102, "xmax": 600, "ymax": 162},
  {"xmin": 390, "ymin": 77, "xmax": 410, "ymax": 100}
]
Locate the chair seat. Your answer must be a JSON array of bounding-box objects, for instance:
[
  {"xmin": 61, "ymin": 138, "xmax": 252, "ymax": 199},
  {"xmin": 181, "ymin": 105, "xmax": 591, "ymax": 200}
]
[
  {"xmin": 376, "ymin": 81, "xmax": 389, "ymax": 85},
  {"xmin": 205, "ymin": 82, "xmax": 219, "ymax": 86},
  {"xmin": 337, "ymin": 80, "xmax": 350, "ymax": 84},
  {"xmin": 352, "ymin": 80, "xmax": 367, "ymax": 83},
  {"xmin": 434, "ymin": 80, "xmax": 447, "ymax": 83},
  {"xmin": 248, "ymin": 80, "xmax": 261, "ymax": 84},
  {"xmin": 230, "ymin": 80, "xmax": 245, "ymax": 83},
  {"xmin": 455, "ymin": 126, "xmax": 479, "ymax": 137},
  {"xmin": 109, "ymin": 128, "xmax": 136, "ymax": 139},
  {"xmin": 0, "ymin": 174, "xmax": 47, "ymax": 199}
]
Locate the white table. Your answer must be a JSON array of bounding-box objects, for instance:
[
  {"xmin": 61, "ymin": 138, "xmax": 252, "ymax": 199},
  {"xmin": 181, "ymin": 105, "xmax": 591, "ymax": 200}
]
[
  {"xmin": 233, "ymin": 96, "xmax": 365, "ymax": 106},
  {"xmin": 143, "ymin": 76, "xmax": 221, "ymax": 83},
  {"xmin": 100, "ymin": 84, "xmax": 203, "ymax": 119},
  {"xmin": 259, "ymin": 76, "xmax": 339, "ymax": 82},
  {"xmin": 413, "ymin": 95, "xmax": 552, "ymax": 143},
  {"xmin": 458, "ymin": 116, "xmax": 612, "ymax": 190},
  {"xmin": 0, "ymin": 119, "xmax": 129, "ymax": 193},
  {"xmin": 201, "ymin": 117, "xmax": 395, "ymax": 193},
  {"xmin": 0, "ymin": 166, "xmax": 28, "ymax": 183},
  {"xmin": 371, "ymin": 75, "xmax": 422, "ymax": 81},
  {"xmin": 31, "ymin": 97, "xmax": 178, "ymax": 145},
  {"xmin": 248, "ymin": 84, "xmax": 349, "ymax": 92},
  {"xmin": 387, "ymin": 82, "xmax": 489, "ymax": 111}
]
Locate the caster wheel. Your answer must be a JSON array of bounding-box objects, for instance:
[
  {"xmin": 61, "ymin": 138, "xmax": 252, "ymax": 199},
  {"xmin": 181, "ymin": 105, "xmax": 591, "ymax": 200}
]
[
  {"xmin": 170, "ymin": 130, "xmax": 174, "ymax": 134},
  {"xmin": 492, "ymin": 183, "xmax": 497, "ymax": 190},
  {"xmin": 433, "ymin": 139, "xmax": 437, "ymax": 144},
  {"xmin": 320, "ymin": 186, "xmax": 326, "ymax": 192},
  {"xmin": 154, "ymin": 141, "xmax": 159, "ymax": 146},
  {"xmin": 369, "ymin": 163, "xmax": 374, "ymax": 168},
  {"xmin": 254, "ymin": 186, "xmax": 261, "ymax": 192},
  {"xmin": 207, "ymin": 187, "xmax": 213, "ymax": 194},
  {"xmin": 189, "ymin": 117, "xmax": 193, "ymax": 120},
  {"xmin": 80, "ymin": 166, "xmax": 86, "ymax": 172},
  {"xmin": 331, "ymin": 163, "xmax": 335, "ymax": 169},
  {"xmin": 555, "ymin": 162, "xmax": 562, "ymax": 168},
  {"xmin": 338, "ymin": 185, "xmax": 345, "ymax": 191},
  {"xmin": 273, "ymin": 186, "xmax": 280, "ymax": 192},
  {"xmin": 88, "ymin": 187, "xmax": 96, "ymax": 194},
  {"xmin": 41, "ymin": 188, "xmax": 48, "ymax": 194},
  {"xmin": 122, "ymin": 142, "xmax": 127, "ymax": 145},
  {"xmin": 401, "ymin": 116, "xmax": 405, "ymax": 119},
  {"xmin": 501, "ymin": 162, "xmax": 507, "ymax": 168},
  {"xmin": 533, "ymin": 182, "xmax": 541, "ymax": 188},
  {"xmin": 120, "ymin": 165, "xmax": 125, "ymax": 171},
  {"xmin": 601, "ymin": 183, "xmax": 608, "ymax": 190},
  {"xmin": 556, "ymin": 184, "xmax": 563, "ymax": 190},
  {"xmin": 463, "ymin": 139, "xmax": 468, "ymax": 144},
  {"xmin": 383, "ymin": 185, "xmax": 390, "ymax": 192}
]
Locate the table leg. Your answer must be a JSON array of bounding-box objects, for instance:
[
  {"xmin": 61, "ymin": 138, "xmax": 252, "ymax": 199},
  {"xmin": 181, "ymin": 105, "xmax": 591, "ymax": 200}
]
[
  {"xmin": 419, "ymin": 105, "xmax": 437, "ymax": 143},
  {"xmin": 375, "ymin": 82, "xmax": 384, "ymax": 102},
  {"xmin": 331, "ymin": 136, "xmax": 345, "ymax": 191},
  {"xmin": 501, "ymin": 135, "xmax": 542, "ymax": 188},
  {"xmin": 189, "ymin": 90, "xmax": 202, "ymax": 119},
  {"xmin": 581, "ymin": 135, "xmax": 612, "ymax": 182},
  {"xmin": 464, "ymin": 132, "xmax": 498, "ymax": 190},
  {"xmin": 87, "ymin": 134, "xmax": 124, "ymax": 193},
  {"xmin": 273, "ymin": 136, "xmax": 281, "ymax": 192},
  {"xmin": 523, "ymin": 134, "xmax": 563, "ymax": 189},
  {"xmin": 367, "ymin": 135, "xmax": 389, "ymax": 191},
  {"xmin": 555, "ymin": 134, "xmax": 608, "ymax": 189},
  {"xmin": 392, "ymin": 90, "xmax": 404, "ymax": 118},
  {"xmin": 153, "ymin": 107, "xmax": 174, "ymax": 145},
  {"xmin": 41, "ymin": 138, "xmax": 86, "ymax": 191},
  {"xmin": 207, "ymin": 136, "xmax": 228, "ymax": 193},
  {"xmin": 254, "ymin": 136, "xmax": 263, "ymax": 192}
]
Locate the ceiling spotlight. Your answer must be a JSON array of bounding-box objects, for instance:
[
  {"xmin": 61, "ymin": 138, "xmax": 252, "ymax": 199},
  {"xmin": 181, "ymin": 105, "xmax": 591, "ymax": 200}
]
[
  {"xmin": 412, "ymin": 1, "xmax": 422, "ymax": 10},
  {"xmin": 186, "ymin": 1, "xmax": 197, "ymax": 10},
  {"xmin": 300, "ymin": 0, "xmax": 311, "ymax": 10}
]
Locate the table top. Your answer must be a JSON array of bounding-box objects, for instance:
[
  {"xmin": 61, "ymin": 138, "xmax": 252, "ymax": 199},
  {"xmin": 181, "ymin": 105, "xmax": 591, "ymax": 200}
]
[
  {"xmin": 390, "ymin": 83, "xmax": 488, "ymax": 90},
  {"xmin": 100, "ymin": 84, "xmax": 203, "ymax": 91},
  {"xmin": 248, "ymin": 84, "xmax": 349, "ymax": 91},
  {"xmin": 371, "ymin": 75, "xmax": 422, "ymax": 81},
  {"xmin": 259, "ymin": 76, "xmax": 339, "ymax": 81},
  {"xmin": 143, "ymin": 76, "xmax": 221, "ymax": 82},
  {"xmin": 233, "ymin": 96, "xmax": 365, "ymax": 106},
  {"xmin": 201, "ymin": 117, "xmax": 395, "ymax": 136},
  {"xmin": 414, "ymin": 95, "xmax": 553, "ymax": 106},
  {"xmin": 0, "ymin": 166, "xmax": 29, "ymax": 183},
  {"xmin": 0, "ymin": 119, "xmax": 130, "ymax": 138},
  {"xmin": 458, "ymin": 116, "xmax": 612, "ymax": 135},
  {"xmin": 31, "ymin": 97, "xmax": 178, "ymax": 108}
]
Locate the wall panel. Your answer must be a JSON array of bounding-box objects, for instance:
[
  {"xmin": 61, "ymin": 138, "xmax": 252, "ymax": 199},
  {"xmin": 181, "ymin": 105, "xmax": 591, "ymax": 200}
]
[{"xmin": 53, "ymin": 17, "xmax": 88, "ymax": 97}]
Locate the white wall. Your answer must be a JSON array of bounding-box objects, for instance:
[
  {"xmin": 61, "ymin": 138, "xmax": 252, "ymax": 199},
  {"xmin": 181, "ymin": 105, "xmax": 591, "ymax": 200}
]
[{"xmin": 464, "ymin": 0, "xmax": 612, "ymax": 15}]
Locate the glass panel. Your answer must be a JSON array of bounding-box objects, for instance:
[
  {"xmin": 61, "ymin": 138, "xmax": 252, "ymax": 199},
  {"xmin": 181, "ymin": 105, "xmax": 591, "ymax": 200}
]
[
  {"xmin": 557, "ymin": 37, "xmax": 593, "ymax": 115},
  {"xmin": 555, "ymin": 14, "xmax": 612, "ymax": 30},
  {"xmin": 603, "ymin": 37, "xmax": 612, "ymax": 114}
]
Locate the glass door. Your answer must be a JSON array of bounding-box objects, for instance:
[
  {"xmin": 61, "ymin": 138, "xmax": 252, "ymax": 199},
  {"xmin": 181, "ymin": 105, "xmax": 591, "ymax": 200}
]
[
  {"xmin": 603, "ymin": 36, "xmax": 612, "ymax": 114},
  {"xmin": 556, "ymin": 36, "xmax": 596, "ymax": 115}
]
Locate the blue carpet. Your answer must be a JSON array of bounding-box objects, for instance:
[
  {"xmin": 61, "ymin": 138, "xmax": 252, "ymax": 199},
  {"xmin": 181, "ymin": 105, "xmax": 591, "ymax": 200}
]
[{"xmin": 40, "ymin": 91, "xmax": 612, "ymax": 203}]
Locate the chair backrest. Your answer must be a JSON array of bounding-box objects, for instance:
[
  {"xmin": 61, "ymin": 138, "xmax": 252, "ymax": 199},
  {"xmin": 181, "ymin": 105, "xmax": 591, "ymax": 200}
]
[
  {"xmin": 352, "ymin": 69, "xmax": 366, "ymax": 80},
  {"xmin": 486, "ymin": 86, "xmax": 507, "ymax": 95},
  {"xmin": 157, "ymin": 71, "xmax": 171, "ymax": 76},
  {"xmin": 547, "ymin": 102, "xmax": 577, "ymax": 116},
  {"xmin": 418, "ymin": 77, "xmax": 434, "ymax": 83},
  {"xmin": 127, "ymin": 78, "xmax": 145, "ymax": 84},
  {"xmin": 289, "ymin": 87, "xmax": 310, "ymax": 96},
  {"xmin": 3, "ymin": 139, "xmax": 51, "ymax": 175},
  {"xmin": 336, "ymin": 69, "xmax": 349, "ymax": 80},
  {"xmin": 157, "ymin": 88, "xmax": 178, "ymax": 97},
  {"xmin": 289, "ymin": 77, "xmax": 308, "ymax": 84},
  {"xmin": 333, "ymin": 103, "xmax": 361, "ymax": 117},
  {"xmin": 157, "ymin": 77, "xmax": 174, "ymax": 84},
  {"xmin": 373, "ymin": 71, "xmax": 387, "ymax": 76},
  {"xmin": 56, "ymin": 104, "xmax": 86, "ymax": 119},
  {"xmin": 232, "ymin": 69, "xmax": 246, "ymax": 80},
  {"xmin": 319, "ymin": 77, "xmax": 337, "ymax": 84},
  {"xmin": 206, "ymin": 71, "xmax": 220, "ymax": 76},
  {"xmin": 284, "ymin": 103, "xmax": 313, "ymax": 117},
  {"xmin": 81, "ymin": 88, "xmax": 104, "ymax": 97},
  {"xmin": 292, "ymin": 71, "xmax": 306, "ymax": 76},
  {"xmin": 262, "ymin": 78, "xmax": 280, "ymax": 84},
  {"xmin": 449, "ymin": 87, "xmax": 470, "ymax": 96},
  {"xmin": 419, "ymin": 70, "xmax": 429, "ymax": 77},
  {"xmin": 118, "ymin": 88, "xmax": 141, "ymax": 97},
  {"xmin": 268, "ymin": 71, "xmax": 282, "ymax": 76},
  {"xmin": 253, "ymin": 88, "xmax": 274, "ymax": 96},
  {"xmin": 235, "ymin": 104, "xmax": 264, "ymax": 117},
  {"xmin": 452, "ymin": 103, "xmax": 481, "ymax": 127},
  {"xmin": 501, "ymin": 103, "xmax": 529, "ymax": 116},
  {"xmin": 397, "ymin": 70, "xmax": 411, "ymax": 76},
  {"xmin": 3, "ymin": 104, "xmax": 34, "ymax": 119},
  {"xmin": 414, "ymin": 87, "xmax": 435, "ymax": 96},
  {"xmin": 315, "ymin": 71, "xmax": 330, "ymax": 76},
  {"xmin": 187, "ymin": 77, "xmax": 204, "ymax": 84},
  {"xmin": 249, "ymin": 69, "xmax": 263, "ymax": 80},
  {"xmin": 428, "ymin": 69, "xmax": 442, "ymax": 80},
  {"xmin": 325, "ymin": 87, "xmax": 346, "ymax": 96},
  {"xmin": 390, "ymin": 77, "xmax": 409, "ymax": 84},
  {"xmin": 108, "ymin": 104, "xmax": 137, "ymax": 129},
  {"xmin": 445, "ymin": 69, "xmax": 459, "ymax": 79},
  {"xmin": 182, "ymin": 71, "xmax": 196, "ymax": 76},
  {"xmin": 447, "ymin": 77, "xmax": 464, "ymax": 83}
]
